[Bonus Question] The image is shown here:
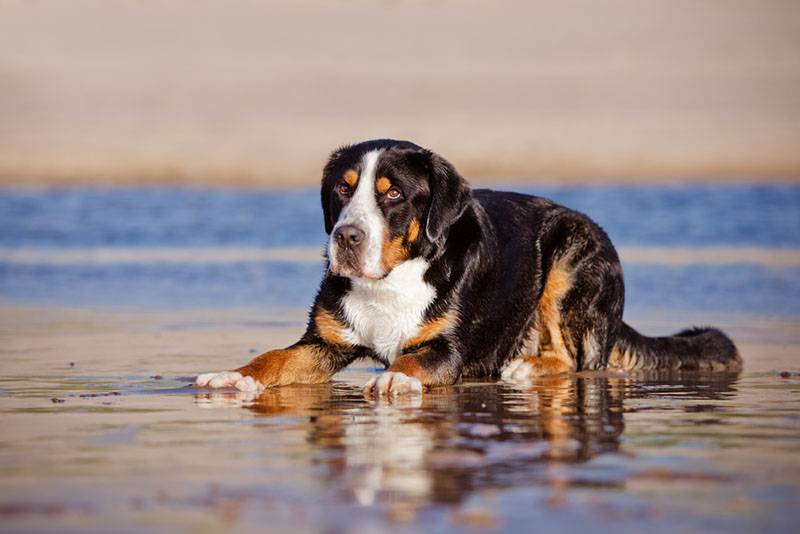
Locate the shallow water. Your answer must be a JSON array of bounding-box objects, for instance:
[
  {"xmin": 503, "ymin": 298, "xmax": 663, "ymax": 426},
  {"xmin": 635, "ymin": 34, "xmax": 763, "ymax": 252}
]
[
  {"xmin": 1, "ymin": 184, "xmax": 799, "ymax": 314},
  {"xmin": 1, "ymin": 311, "xmax": 798, "ymax": 533},
  {"xmin": 1, "ymin": 184, "xmax": 799, "ymax": 531}
]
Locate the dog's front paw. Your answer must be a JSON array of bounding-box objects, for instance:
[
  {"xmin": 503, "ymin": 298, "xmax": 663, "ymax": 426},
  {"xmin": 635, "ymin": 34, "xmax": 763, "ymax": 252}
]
[
  {"xmin": 363, "ymin": 371, "xmax": 423, "ymax": 398},
  {"xmin": 501, "ymin": 355, "xmax": 573, "ymax": 384},
  {"xmin": 501, "ymin": 358, "xmax": 538, "ymax": 383},
  {"xmin": 195, "ymin": 371, "xmax": 265, "ymax": 393},
  {"xmin": 196, "ymin": 370, "xmax": 242, "ymax": 388}
]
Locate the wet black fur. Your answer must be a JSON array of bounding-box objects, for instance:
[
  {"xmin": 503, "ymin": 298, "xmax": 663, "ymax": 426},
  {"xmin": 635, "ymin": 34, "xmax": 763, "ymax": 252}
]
[{"xmin": 302, "ymin": 139, "xmax": 740, "ymax": 380}]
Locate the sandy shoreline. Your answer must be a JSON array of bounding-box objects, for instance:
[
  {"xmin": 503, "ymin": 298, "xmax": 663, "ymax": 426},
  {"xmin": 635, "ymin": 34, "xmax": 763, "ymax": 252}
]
[
  {"xmin": 1, "ymin": 301, "xmax": 798, "ymax": 532},
  {"xmin": 2, "ymin": 304, "xmax": 797, "ymax": 378},
  {"xmin": 1, "ymin": 0, "xmax": 798, "ymax": 186},
  {"xmin": 2, "ymin": 174, "xmax": 798, "ymax": 189},
  {"xmin": 2, "ymin": 301, "xmax": 798, "ymax": 532},
  {"xmin": 1, "ymin": 173, "xmax": 797, "ymax": 189},
  {"xmin": 2, "ymin": 245, "xmax": 799, "ymax": 268}
]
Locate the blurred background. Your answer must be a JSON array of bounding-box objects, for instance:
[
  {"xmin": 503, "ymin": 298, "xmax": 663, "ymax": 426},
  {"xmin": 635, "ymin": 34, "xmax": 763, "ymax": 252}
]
[
  {"xmin": 1, "ymin": 0, "xmax": 799, "ymax": 186},
  {"xmin": 0, "ymin": 0, "xmax": 798, "ymax": 317},
  {"xmin": 2, "ymin": 4, "xmax": 800, "ymax": 532}
]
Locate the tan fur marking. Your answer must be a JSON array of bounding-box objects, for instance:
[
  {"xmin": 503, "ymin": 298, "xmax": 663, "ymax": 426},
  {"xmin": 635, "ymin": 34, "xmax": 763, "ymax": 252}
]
[
  {"xmin": 403, "ymin": 312, "xmax": 455, "ymax": 349},
  {"xmin": 534, "ymin": 254, "xmax": 575, "ymax": 365},
  {"xmin": 314, "ymin": 308, "xmax": 350, "ymax": 347},
  {"xmin": 376, "ymin": 176, "xmax": 392, "ymax": 194},
  {"xmin": 236, "ymin": 345, "xmax": 332, "ymax": 387},
  {"xmin": 381, "ymin": 231, "xmax": 409, "ymax": 271},
  {"xmin": 518, "ymin": 355, "xmax": 574, "ymax": 376},
  {"xmin": 608, "ymin": 345, "xmax": 631, "ymax": 370},
  {"xmin": 388, "ymin": 354, "xmax": 426, "ymax": 379},
  {"xmin": 343, "ymin": 169, "xmax": 358, "ymax": 188},
  {"xmin": 380, "ymin": 219, "xmax": 422, "ymax": 271},
  {"xmin": 407, "ymin": 218, "xmax": 420, "ymax": 243}
]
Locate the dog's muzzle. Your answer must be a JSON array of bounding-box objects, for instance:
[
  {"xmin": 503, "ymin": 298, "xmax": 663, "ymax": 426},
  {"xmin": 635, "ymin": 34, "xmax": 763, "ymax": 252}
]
[{"xmin": 329, "ymin": 224, "xmax": 367, "ymax": 277}]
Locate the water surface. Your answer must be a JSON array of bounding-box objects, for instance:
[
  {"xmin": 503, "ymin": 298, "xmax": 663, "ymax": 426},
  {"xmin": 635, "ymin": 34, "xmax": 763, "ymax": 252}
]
[
  {"xmin": 1, "ymin": 184, "xmax": 799, "ymax": 532},
  {"xmin": 0, "ymin": 184, "xmax": 799, "ymax": 315}
]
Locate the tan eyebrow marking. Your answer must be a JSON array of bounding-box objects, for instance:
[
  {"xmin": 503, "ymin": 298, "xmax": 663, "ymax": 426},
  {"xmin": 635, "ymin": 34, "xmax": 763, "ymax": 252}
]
[
  {"xmin": 343, "ymin": 169, "xmax": 359, "ymax": 188},
  {"xmin": 376, "ymin": 176, "xmax": 392, "ymax": 195}
]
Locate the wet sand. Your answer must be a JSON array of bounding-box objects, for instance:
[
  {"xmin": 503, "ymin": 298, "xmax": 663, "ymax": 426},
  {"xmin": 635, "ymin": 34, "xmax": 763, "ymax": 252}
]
[
  {"xmin": 1, "ymin": 0, "xmax": 799, "ymax": 185},
  {"xmin": 1, "ymin": 304, "xmax": 799, "ymax": 531}
]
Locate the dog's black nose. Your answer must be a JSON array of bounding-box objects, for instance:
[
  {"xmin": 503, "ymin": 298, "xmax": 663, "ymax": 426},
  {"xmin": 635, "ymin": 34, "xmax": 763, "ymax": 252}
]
[{"xmin": 334, "ymin": 225, "xmax": 365, "ymax": 248}]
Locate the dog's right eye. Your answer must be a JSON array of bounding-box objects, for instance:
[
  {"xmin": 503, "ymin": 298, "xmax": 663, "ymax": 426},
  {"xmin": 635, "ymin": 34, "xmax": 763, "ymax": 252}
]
[{"xmin": 336, "ymin": 182, "xmax": 352, "ymax": 196}]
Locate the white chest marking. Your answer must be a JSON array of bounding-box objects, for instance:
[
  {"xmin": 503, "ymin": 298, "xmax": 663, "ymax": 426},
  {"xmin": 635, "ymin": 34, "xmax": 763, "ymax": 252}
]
[{"xmin": 341, "ymin": 258, "xmax": 436, "ymax": 362}]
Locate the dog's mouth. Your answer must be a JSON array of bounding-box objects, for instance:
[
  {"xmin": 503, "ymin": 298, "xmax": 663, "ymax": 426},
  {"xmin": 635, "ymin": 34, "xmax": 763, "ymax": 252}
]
[
  {"xmin": 329, "ymin": 247, "xmax": 384, "ymax": 280},
  {"xmin": 333, "ymin": 249, "xmax": 360, "ymax": 276},
  {"xmin": 328, "ymin": 248, "xmax": 357, "ymax": 277}
]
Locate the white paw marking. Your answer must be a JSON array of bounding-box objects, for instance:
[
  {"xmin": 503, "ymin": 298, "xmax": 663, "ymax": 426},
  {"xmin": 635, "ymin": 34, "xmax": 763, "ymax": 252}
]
[
  {"xmin": 196, "ymin": 370, "xmax": 263, "ymax": 392},
  {"xmin": 196, "ymin": 371, "xmax": 228, "ymax": 387},
  {"xmin": 501, "ymin": 358, "xmax": 537, "ymax": 384},
  {"xmin": 363, "ymin": 372, "xmax": 423, "ymax": 397},
  {"xmin": 233, "ymin": 375, "xmax": 265, "ymax": 393}
]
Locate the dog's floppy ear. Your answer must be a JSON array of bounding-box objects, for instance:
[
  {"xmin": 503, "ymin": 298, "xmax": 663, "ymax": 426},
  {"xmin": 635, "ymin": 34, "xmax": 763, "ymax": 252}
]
[
  {"xmin": 321, "ymin": 183, "xmax": 336, "ymax": 236},
  {"xmin": 322, "ymin": 200, "xmax": 335, "ymax": 235},
  {"xmin": 425, "ymin": 152, "xmax": 472, "ymax": 245},
  {"xmin": 321, "ymin": 146, "xmax": 349, "ymax": 234}
]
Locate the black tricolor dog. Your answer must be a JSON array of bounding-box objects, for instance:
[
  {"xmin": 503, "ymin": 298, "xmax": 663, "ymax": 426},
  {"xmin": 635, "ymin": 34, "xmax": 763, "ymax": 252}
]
[{"xmin": 197, "ymin": 139, "xmax": 741, "ymax": 396}]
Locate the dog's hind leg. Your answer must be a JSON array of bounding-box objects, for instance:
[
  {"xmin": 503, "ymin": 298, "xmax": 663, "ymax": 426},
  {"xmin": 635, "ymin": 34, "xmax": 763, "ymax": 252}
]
[
  {"xmin": 502, "ymin": 237, "xmax": 625, "ymax": 382},
  {"xmin": 502, "ymin": 253, "xmax": 577, "ymax": 382}
]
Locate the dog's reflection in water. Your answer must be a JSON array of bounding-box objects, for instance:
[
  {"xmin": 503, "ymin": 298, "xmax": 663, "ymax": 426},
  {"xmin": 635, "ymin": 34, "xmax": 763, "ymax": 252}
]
[{"xmin": 194, "ymin": 373, "xmax": 738, "ymax": 514}]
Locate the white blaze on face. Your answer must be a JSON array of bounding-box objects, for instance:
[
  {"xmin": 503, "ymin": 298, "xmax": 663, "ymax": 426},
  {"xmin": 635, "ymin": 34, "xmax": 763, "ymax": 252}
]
[{"xmin": 328, "ymin": 149, "xmax": 387, "ymax": 279}]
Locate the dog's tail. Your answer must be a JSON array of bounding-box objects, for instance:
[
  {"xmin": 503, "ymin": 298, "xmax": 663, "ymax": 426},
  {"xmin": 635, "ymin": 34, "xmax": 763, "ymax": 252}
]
[{"xmin": 610, "ymin": 322, "xmax": 741, "ymax": 372}]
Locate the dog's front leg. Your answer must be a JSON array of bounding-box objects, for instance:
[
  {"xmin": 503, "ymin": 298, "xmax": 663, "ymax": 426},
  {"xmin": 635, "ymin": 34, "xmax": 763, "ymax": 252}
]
[
  {"xmin": 363, "ymin": 340, "xmax": 460, "ymax": 398},
  {"xmin": 196, "ymin": 342, "xmax": 347, "ymax": 393},
  {"xmin": 197, "ymin": 300, "xmax": 361, "ymax": 392}
]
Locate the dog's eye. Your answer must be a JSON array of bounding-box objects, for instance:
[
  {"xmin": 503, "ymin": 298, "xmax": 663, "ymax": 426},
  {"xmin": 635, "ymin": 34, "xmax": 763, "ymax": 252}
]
[
  {"xmin": 336, "ymin": 182, "xmax": 352, "ymax": 196},
  {"xmin": 386, "ymin": 187, "xmax": 403, "ymax": 201}
]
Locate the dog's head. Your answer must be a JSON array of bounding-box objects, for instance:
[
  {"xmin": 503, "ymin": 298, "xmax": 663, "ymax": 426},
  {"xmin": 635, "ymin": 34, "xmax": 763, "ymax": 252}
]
[{"xmin": 322, "ymin": 139, "xmax": 471, "ymax": 279}]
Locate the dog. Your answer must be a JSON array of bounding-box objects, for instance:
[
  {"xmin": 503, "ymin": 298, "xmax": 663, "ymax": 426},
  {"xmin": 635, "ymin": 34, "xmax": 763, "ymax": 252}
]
[{"xmin": 197, "ymin": 139, "xmax": 741, "ymax": 396}]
